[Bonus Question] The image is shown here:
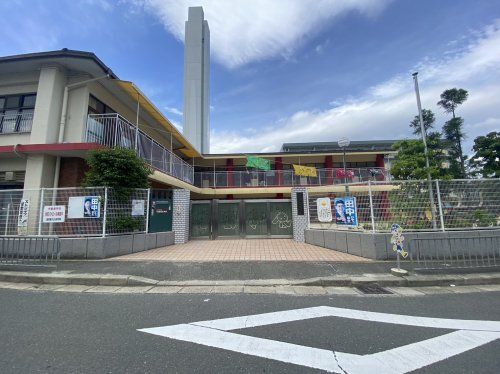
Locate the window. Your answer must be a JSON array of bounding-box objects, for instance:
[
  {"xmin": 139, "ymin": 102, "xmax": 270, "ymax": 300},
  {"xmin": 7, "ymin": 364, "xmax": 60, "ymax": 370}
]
[
  {"xmin": 88, "ymin": 94, "xmax": 115, "ymax": 115},
  {"xmin": 0, "ymin": 93, "xmax": 36, "ymax": 134}
]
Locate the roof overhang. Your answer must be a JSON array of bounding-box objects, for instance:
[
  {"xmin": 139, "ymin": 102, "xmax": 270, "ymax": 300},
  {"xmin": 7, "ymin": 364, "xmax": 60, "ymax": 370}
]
[{"xmin": 113, "ymin": 80, "xmax": 200, "ymax": 158}]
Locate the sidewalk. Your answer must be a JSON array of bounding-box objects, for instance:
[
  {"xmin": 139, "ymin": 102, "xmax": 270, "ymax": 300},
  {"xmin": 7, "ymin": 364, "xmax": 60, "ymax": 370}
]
[{"xmin": 114, "ymin": 239, "xmax": 367, "ymax": 262}]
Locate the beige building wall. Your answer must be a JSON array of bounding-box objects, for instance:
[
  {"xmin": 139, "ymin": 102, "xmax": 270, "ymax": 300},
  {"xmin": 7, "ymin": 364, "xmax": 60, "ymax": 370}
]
[
  {"xmin": 0, "ymin": 158, "xmax": 26, "ymax": 172},
  {"xmin": 0, "ymin": 71, "xmax": 38, "ymax": 147}
]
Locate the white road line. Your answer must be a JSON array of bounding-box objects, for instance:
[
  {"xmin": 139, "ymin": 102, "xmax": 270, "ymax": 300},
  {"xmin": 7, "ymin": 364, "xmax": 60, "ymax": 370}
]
[
  {"xmin": 139, "ymin": 323, "xmax": 344, "ymax": 373},
  {"xmin": 139, "ymin": 306, "xmax": 500, "ymax": 373},
  {"xmin": 192, "ymin": 306, "xmax": 500, "ymax": 332},
  {"xmin": 338, "ymin": 330, "xmax": 500, "ymax": 374}
]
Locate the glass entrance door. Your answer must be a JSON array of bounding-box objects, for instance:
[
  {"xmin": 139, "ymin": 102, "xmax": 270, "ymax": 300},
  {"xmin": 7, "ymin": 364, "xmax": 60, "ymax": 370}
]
[
  {"xmin": 245, "ymin": 202, "xmax": 268, "ymax": 236},
  {"xmin": 217, "ymin": 202, "xmax": 240, "ymax": 237}
]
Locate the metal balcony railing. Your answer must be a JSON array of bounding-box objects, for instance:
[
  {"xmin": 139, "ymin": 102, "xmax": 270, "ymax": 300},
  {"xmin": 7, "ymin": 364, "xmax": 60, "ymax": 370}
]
[
  {"xmin": 86, "ymin": 113, "xmax": 194, "ymax": 184},
  {"xmin": 194, "ymin": 167, "xmax": 389, "ymax": 188},
  {"xmin": 0, "ymin": 111, "xmax": 34, "ymax": 134}
]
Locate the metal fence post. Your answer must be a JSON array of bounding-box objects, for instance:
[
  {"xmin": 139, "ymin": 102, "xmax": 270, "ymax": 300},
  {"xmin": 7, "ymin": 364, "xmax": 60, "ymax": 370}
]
[
  {"xmin": 145, "ymin": 188, "xmax": 151, "ymax": 233},
  {"xmin": 38, "ymin": 188, "xmax": 45, "ymax": 236},
  {"xmin": 368, "ymin": 181, "xmax": 376, "ymax": 233},
  {"xmin": 435, "ymin": 180, "xmax": 446, "ymax": 232},
  {"xmin": 102, "ymin": 187, "xmax": 108, "ymax": 237}
]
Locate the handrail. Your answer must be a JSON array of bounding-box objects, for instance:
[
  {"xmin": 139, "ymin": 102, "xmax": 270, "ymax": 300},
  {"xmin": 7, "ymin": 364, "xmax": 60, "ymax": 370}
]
[
  {"xmin": 86, "ymin": 113, "xmax": 194, "ymax": 184},
  {"xmin": 0, "ymin": 112, "xmax": 34, "ymax": 134},
  {"xmin": 194, "ymin": 167, "xmax": 389, "ymax": 188}
]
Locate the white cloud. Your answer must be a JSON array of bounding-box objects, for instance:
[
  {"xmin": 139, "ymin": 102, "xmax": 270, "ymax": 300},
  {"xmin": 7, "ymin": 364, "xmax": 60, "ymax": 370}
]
[
  {"xmin": 165, "ymin": 106, "xmax": 183, "ymax": 116},
  {"xmin": 133, "ymin": 0, "xmax": 391, "ymax": 68},
  {"xmin": 210, "ymin": 20, "xmax": 500, "ymax": 153}
]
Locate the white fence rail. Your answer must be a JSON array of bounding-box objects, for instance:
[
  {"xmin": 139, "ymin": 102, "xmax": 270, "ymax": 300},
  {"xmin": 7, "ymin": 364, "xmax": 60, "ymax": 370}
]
[
  {"xmin": 86, "ymin": 114, "xmax": 194, "ymax": 184},
  {"xmin": 308, "ymin": 179, "xmax": 500, "ymax": 232},
  {"xmin": 0, "ymin": 187, "xmax": 150, "ymax": 237},
  {"xmin": 0, "ymin": 111, "xmax": 33, "ymax": 134}
]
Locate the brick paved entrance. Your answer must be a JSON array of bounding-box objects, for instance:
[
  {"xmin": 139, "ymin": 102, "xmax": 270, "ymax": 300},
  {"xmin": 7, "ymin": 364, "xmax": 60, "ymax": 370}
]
[{"xmin": 112, "ymin": 239, "xmax": 369, "ymax": 262}]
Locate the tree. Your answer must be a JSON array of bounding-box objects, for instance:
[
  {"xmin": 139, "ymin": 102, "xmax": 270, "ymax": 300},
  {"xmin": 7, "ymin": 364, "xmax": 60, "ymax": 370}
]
[
  {"xmin": 390, "ymin": 139, "xmax": 451, "ymax": 180},
  {"xmin": 84, "ymin": 148, "xmax": 152, "ymax": 198},
  {"xmin": 437, "ymin": 88, "xmax": 468, "ymax": 117},
  {"xmin": 469, "ymin": 132, "xmax": 500, "ymax": 178},
  {"xmin": 84, "ymin": 148, "xmax": 153, "ymax": 233},
  {"xmin": 410, "ymin": 109, "xmax": 435, "ymax": 136},
  {"xmin": 442, "ymin": 117, "xmax": 466, "ymax": 177},
  {"xmin": 437, "ymin": 88, "xmax": 469, "ymax": 178}
]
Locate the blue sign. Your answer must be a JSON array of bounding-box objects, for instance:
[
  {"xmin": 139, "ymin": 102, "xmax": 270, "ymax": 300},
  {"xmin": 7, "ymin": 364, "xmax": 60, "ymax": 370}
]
[
  {"xmin": 334, "ymin": 197, "xmax": 358, "ymax": 227},
  {"xmin": 83, "ymin": 196, "xmax": 100, "ymax": 218}
]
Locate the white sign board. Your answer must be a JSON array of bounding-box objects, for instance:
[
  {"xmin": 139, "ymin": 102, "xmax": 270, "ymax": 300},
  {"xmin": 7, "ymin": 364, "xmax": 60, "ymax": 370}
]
[
  {"xmin": 68, "ymin": 196, "xmax": 101, "ymax": 219},
  {"xmin": 43, "ymin": 205, "xmax": 66, "ymax": 223},
  {"xmin": 316, "ymin": 197, "xmax": 332, "ymax": 223},
  {"xmin": 131, "ymin": 200, "xmax": 145, "ymax": 216},
  {"xmin": 17, "ymin": 199, "xmax": 30, "ymax": 227}
]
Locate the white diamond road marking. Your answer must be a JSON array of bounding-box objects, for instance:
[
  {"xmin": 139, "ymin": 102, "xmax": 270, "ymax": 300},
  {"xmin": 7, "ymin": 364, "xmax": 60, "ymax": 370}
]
[{"xmin": 138, "ymin": 306, "xmax": 500, "ymax": 373}]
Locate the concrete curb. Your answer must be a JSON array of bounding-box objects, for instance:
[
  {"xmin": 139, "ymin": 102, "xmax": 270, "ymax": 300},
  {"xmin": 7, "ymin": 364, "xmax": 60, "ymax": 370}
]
[{"xmin": 0, "ymin": 270, "xmax": 499, "ymax": 288}]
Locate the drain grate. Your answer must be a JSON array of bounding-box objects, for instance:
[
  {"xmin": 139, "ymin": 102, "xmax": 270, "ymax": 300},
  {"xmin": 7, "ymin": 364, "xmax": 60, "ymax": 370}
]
[{"xmin": 356, "ymin": 283, "xmax": 393, "ymax": 294}]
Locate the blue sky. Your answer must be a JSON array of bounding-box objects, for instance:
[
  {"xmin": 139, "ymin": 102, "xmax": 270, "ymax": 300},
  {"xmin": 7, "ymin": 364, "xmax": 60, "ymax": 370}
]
[{"xmin": 1, "ymin": 0, "xmax": 500, "ymax": 153}]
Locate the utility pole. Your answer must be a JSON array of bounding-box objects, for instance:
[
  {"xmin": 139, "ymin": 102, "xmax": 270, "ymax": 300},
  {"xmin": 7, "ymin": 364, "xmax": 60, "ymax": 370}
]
[{"xmin": 412, "ymin": 72, "xmax": 437, "ymax": 229}]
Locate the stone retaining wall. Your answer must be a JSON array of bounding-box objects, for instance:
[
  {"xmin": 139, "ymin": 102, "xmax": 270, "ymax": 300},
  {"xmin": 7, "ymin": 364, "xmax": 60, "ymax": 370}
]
[
  {"xmin": 60, "ymin": 231, "xmax": 175, "ymax": 259},
  {"xmin": 304, "ymin": 229, "xmax": 500, "ymax": 260}
]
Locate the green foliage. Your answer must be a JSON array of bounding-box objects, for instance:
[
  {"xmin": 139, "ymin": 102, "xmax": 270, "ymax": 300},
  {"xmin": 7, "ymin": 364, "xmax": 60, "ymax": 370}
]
[
  {"xmin": 107, "ymin": 216, "xmax": 144, "ymax": 233},
  {"xmin": 437, "ymin": 88, "xmax": 469, "ymax": 117},
  {"xmin": 442, "ymin": 117, "xmax": 466, "ymax": 178},
  {"xmin": 437, "ymin": 88, "xmax": 469, "ymax": 178},
  {"xmin": 390, "ymin": 139, "xmax": 451, "ymax": 180},
  {"xmin": 469, "ymin": 132, "xmax": 500, "ymax": 178},
  {"xmin": 83, "ymin": 148, "xmax": 152, "ymax": 200},
  {"xmin": 410, "ymin": 109, "xmax": 435, "ymax": 136}
]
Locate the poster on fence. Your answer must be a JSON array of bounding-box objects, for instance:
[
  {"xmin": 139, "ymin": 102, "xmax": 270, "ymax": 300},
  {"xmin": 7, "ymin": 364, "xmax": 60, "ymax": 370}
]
[
  {"xmin": 17, "ymin": 199, "xmax": 30, "ymax": 227},
  {"xmin": 334, "ymin": 197, "xmax": 358, "ymax": 227},
  {"xmin": 68, "ymin": 196, "xmax": 101, "ymax": 219},
  {"xmin": 316, "ymin": 197, "xmax": 333, "ymax": 222},
  {"xmin": 131, "ymin": 199, "xmax": 145, "ymax": 216},
  {"xmin": 43, "ymin": 205, "xmax": 66, "ymax": 223}
]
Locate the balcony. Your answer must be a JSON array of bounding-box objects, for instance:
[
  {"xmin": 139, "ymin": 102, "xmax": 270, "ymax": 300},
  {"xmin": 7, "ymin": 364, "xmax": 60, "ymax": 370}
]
[
  {"xmin": 194, "ymin": 168, "xmax": 389, "ymax": 188},
  {"xmin": 0, "ymin": 111, "xmax": 33, "ymax": 134},
  {"xmin": 86, "ymin": 114, "xmax": 194, "ymax": 184}
]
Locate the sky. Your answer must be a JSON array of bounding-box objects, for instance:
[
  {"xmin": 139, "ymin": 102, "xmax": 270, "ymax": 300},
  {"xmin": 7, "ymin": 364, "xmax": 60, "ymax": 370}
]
[{"xmin": 1, "ymin": 0, "xmax": 499, "ymax": 154}]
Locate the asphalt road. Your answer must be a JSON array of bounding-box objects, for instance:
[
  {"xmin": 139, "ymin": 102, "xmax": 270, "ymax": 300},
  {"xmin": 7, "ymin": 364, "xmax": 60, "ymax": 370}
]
[{"xmin": 1, "ymin": 289, "xmax": 499, "ymax": 373}]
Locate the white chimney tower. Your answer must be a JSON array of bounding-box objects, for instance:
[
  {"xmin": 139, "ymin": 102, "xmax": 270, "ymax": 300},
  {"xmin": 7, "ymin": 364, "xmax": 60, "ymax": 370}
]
[{"xmin": 183, "ymin": 6, "xmax": 210, "ymax": 154}]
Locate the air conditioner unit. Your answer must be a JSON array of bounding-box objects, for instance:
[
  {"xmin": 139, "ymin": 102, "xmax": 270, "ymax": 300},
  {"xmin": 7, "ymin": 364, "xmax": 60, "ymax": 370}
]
[
  {"xmin": 5, "ymin": 171, "xmax": 14, "ymax": 181},
  {"xmin": 300, "ymin": 177, "xmax": 308, "ymax": 185},
  {"xmin": 202, "ymin": 179, "xmax": 210, "ymax": 188}
]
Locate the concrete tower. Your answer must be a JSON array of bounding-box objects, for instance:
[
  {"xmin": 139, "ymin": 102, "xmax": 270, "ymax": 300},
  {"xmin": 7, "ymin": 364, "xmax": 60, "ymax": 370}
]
[{"xmin": 183, "ymin": 6, "xmax": 210, "ymax": 154}]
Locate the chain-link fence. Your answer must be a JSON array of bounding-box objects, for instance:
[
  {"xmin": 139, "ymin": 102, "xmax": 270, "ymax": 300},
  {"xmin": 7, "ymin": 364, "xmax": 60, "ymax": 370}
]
[
  {"xmin": 0, "ymin": 187, "xmax": 150, "ymax": 237},
  {"xmin": 309, "ymin": 179, "xmax": 500, "ymax": 232}
]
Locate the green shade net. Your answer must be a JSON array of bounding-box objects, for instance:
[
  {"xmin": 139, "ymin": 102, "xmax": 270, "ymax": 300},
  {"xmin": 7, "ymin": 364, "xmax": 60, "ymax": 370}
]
[{"xmin": 246, "ymin": 155, "xmax": 271, "ymax": 170}]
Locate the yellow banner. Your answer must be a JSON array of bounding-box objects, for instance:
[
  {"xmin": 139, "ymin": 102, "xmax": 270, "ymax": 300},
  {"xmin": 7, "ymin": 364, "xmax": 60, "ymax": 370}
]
[{"xmin": 293, "ymin": 164, "xmax": 317, "ymax": 177}]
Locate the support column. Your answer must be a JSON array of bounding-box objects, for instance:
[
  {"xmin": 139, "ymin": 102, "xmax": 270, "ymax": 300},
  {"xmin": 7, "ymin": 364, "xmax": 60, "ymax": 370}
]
[
  {"xmin": 275, "ymin": 157, "xmax": 283, "ymax": 186},
  {"xmin": 291, "ymin": 187, "xmax": 309, "ymax": 242},
  {"xmin": 325, "ymin": 155, "xmax": 333, "ymax": 185},
  {"xmin": 172, "ymin": 189, "xmax": 190, "ymax": 244},
  {"xmin": 227, "ymin": 158, "xmax": 234, "ymax": 187}
]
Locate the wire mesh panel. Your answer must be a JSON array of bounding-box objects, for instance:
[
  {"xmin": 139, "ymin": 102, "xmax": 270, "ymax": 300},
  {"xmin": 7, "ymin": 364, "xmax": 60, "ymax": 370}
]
[
  {"xmin": 437, "ymin": 179, "xmax": 500, "ymax": 230},
  {"xmin": 0, "ymin": 189, "xmax": 41, "ymax": 236},
  {"xmin": 40, "ymin": 187, "xmax": 106, "ymax": 236},
  {"xmin": 0, "ymin": 187, "xmax": 151, "ymax": 237},
  {"xmin": 308, "ymin": 179, "xmax": 500, "ymax": 232},
  {"xmin": 105, "ymin": 188, "xmax": 149, "ymax": 235}
]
